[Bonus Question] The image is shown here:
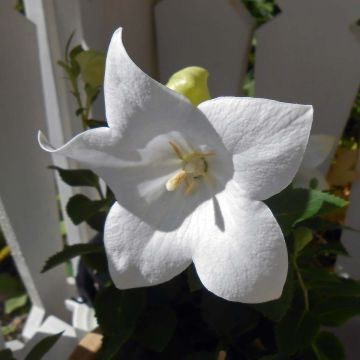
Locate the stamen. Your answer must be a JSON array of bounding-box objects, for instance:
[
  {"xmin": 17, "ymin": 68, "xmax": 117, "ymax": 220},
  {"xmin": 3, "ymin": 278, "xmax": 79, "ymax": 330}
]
[
  {"xmin": 169, "ymin": 141, "xmax": 184, "ymax": 160},
  {"xmin": 166, "ymin": 141, "xmax": 215, "ymax": 194},
  {"xmin": 166, "ymin": 170, "xmax": 187, "ymax": 191}
]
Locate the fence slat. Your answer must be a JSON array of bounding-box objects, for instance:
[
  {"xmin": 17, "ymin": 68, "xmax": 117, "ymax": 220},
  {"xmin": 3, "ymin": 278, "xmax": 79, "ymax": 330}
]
[
  {"xmin": 79, "ymin": 0, "xmax": 157, "ymax": 77},
  {"xmin": 23, "ymin": 0, "xmax": 90, "ymax": 247},
  {"xmin": 255, "ymin": 0, "xmax": 360, "ymax": 145},
  {"xmin": 0, "ymin": 5, "xmax": 71, "ymax": 320},
  {"xmin": 155, "ymin": 0, "xmax": 255, "ymax": 96}
]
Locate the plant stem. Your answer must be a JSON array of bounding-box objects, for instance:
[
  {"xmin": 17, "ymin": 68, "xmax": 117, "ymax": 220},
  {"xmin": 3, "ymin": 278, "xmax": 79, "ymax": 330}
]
[{"xmin": 292, "ymin": 256, "xmax": 309, "ymax": 311}]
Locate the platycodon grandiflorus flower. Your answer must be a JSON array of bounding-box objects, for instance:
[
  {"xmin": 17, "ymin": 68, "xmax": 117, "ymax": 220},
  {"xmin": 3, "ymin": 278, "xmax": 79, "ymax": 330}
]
[{"xmin": 39, "ymin": 28, "xmax": 313, "ymax": 303}]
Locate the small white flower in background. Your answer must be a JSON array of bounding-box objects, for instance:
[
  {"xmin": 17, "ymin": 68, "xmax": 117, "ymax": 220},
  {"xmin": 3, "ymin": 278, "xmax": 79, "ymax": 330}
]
[
  {"xmin": 293, "ymin": 135, "xmax": 336, "ymax": 190},
  {"xmin": 39, "ymin": 28, "xmax": 313, "ymax": 303}
]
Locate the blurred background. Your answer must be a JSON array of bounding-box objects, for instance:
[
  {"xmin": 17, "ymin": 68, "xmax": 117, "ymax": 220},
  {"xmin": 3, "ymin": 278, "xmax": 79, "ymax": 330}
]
[{"xmin": 0, "ymin": 0, "xmax": 360, "ymax": 359}]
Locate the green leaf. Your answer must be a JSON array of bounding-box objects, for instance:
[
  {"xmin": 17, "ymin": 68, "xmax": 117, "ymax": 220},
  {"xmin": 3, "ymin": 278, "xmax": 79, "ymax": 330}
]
[
  {"xmin": 260, "ymin": 354, "xmax": 289, "ymax": 360},
  {"xmin": 312, "ymin": 297, "xmax": 360, "ymax": 326},
  {"xmin": 134, "ymin": 307, "xmax": 177, "ymax": 352},
  {"xmin": 98, "ymin": 335, "xmax": 126, "ymax": 360},
  {"xmin": 312, "ymin": 331, "xmax": 345, "ymax": 360},
  {"xmin": 266, "ymin": 188, "xmax": 347, "ymax": 234},
  {"xmin": 252, "ymin": 267, "xmax": 293, "ymax": 321},
  {"xmin": 301, "ymin": 268, "xmax": 360, "ymax": 296},
  {"xmin": 95, "ymin": 287, "xmax": 146, "ymax": 339},
  {"xmin": 201, "ymin": 292, "xmax": 260, "ymax": 337},
  {"xmin": 0, "ymin": 349, "xmax": 16, "ymax": 360},
  {"xmin": 86, "ymin": 119, "xmax": 108, "ymax": 129},
  {"xmin": 49, "ymin": 166, "xmax": 99, "ymax": 188},
  {"xmin": 276, "ymin": 310, "xmax": 320, "ymax": 354},
  {"xmin": 24, "ymin": 332, "xmax": 63, "ymax": 360},
  {"xmin": 0, "ymin": 274, "xmax": 24, "ymax": 297},
  {"xmin": 293, "ymin": 227, "xmax": 313, "ymax": 255},
  {"xmin": 69, "ymin": 45, "xmax": 84, "ymax": 62},
  {"xmin": 184, "ymin": 352, "xmax": 214, "ymax": 360},
  {"xmin": 5, "ymin": 293, "xmax": 28, "ymax": 314},
  {"xmin": 42, "ymin": 243, "xmax": 104, "ymax": 273},
  {"xmin": 76, "ymin": 50, "xmax": 105, "ymax": 88},
  {"xmin": 66, "ymin": 194, "xmax": 109, "ymax": 226}
]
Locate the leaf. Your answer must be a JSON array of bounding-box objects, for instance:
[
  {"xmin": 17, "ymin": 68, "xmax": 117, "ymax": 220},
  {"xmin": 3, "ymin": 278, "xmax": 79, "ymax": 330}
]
[
  {"xmin": 49, "ymin": 166, "xmax": 99, "ymax": 188},
  {"xmin": 293, "ymin": 227, "xmax": 313, "ymax": 256},
  {"xmin": 312, "ymin": 331, "xmax": 345, "ymax": 360},
  {"xmin": 134, "ymin": 307, "xmax": 177, "ymax": 352},
  {"xmin": 66, "ymin": 194, "xmax": 109, "ymax": 226},
  {"xmin": 260, "ymin": 354, "xmax": 289, "ymax": 360},
  {"xmin": 24, "ymin": 332, "xmax": 63, "ymax": 360},
  {"xmin": 276, "ymin": 310, "xmax": 320, "ymax": 354},
  {"xmin": 201, "ymin": 291, "xmax": 260, "ymax": 337},
  {"xmin": 301, "ymin": 268, "xmax": 360, "ymax": 296},
  {"xmin": 252, "ymin": 266, "xmax": 293, "ymax": 322},
  {"xmin": 98, "ymin": 335, "xmax": 126, "ymax": 360},
  {"xmin": 0, "ymin": 274, "xmax": 24, "ymax": 297},
  {"xmin": 266, "ymin": 188, "xmax": 348, "ymax": 234},
  {"xmin": 76, "ymin": 50, "xmax": 105, "ymax": 88},
  {"xmin": 95, "ymin": 287, "xmax": 146, "ymax": 339},
  {"xmin": 0, "ymin": 349, "xmax": 16, "ymax": 360},
  {"xmin": 5, "ymin": 293, "xmax": 28, "ymax": 314},
  {"xmin": 86, "ymin": 119, "xmax": 108, "ymax": 129},
  {"xmin": 184, "ymin": 352, "xmax": 214, "ymax": 360},
  {"xmin": 312, "ymin": 297, "xmax": 360, "ymax": 326},
  {"xmin": 42, "ymin": 243, "xmax": 104, "ymax": 273}
]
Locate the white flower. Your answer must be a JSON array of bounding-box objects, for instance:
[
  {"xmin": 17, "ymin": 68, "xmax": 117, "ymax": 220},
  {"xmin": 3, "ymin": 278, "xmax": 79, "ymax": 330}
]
[
  {"xmin": 39, "ymin": 28, "xmax": 313, "ymax": 303},
  {"xmin": 293, "ymin": 135, "xmax": 336, "ymax": 190}
]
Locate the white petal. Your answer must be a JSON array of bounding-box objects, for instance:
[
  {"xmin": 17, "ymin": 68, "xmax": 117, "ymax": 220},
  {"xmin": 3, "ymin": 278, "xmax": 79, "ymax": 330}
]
[
  {"xmin": 192, "ymin": 181, "xmax": 288, "ymax": 303},
  {"xmin": 301, "ymin": 134, "xmax": 336, "ymax": 168},
  {"xmin": 38, "ymin": 128, "xmax": 123, "ymax": 167},
  {"xmin": 293, "ymin": 167, "xmax": 329, "ymax": 190},
  {"xmin": 104, "ymin": 202, "xmax": 193, "ymax": 288},
  {"xmin": 105, "ymin": 28, "xmax": 192, "ymax": 131},
  {"xmin": 39, "ymin": 127, "xmax": 233, "ymax": 231},
  {"xmin": 198, "ymin": 97, "xmax": 313, "ymax": 200}
]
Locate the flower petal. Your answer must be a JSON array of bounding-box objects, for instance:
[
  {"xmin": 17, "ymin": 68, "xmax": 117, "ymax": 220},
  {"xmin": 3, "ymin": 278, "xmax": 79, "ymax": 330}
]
[
  {"xmin": 192, "ymin": 181, "xmax": 288, "ymax": 303},
  {"xmin": 39, "ymin": 127, "xmax": 233, "ymax": 231},
  {"xmin": 104, "ymin": 201, "xmax": 193, "ymax": 289},
  {"xmin": 105, "ymin": 28, "xmax": 192, "ymax": 131},
  {"xmin": 301, "ymin": 134, "xmax": 336, "ymax": 168},
  {"xmin": 198, "ymin": 97, "xmax": 313, "ymax": 200}
]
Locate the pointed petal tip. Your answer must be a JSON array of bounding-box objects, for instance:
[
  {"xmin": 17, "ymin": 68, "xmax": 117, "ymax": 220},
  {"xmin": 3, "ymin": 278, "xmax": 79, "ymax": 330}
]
[{"xmin": 38, "ymin": 130, "xmax": 55, "ymax": 152}]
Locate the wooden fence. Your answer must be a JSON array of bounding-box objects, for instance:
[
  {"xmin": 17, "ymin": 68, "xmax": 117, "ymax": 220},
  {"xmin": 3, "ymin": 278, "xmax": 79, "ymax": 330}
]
[{"xmin": 0, "ymin": 0, "xmax": 359, "ymax": 358}]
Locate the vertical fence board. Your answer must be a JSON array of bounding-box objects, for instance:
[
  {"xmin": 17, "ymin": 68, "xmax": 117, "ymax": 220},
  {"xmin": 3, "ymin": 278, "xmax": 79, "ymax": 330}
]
[
  {"xmin": 0, "ymin": 5, "xmax": 71, "ymax": 320},
  {"xmin": 255, "ymin": 0, "xmax": 360, "ymax": 143},
  {"xmin": 23, "ymin": 0, "xmax": 90, "ymax": 246},
  {"xmin": 155, "ymin": 0, "xmax": 255, "ymax": 97},
  {"xmin": 79, "ymin": 0, "xmax": 156, "ymax": 77}
]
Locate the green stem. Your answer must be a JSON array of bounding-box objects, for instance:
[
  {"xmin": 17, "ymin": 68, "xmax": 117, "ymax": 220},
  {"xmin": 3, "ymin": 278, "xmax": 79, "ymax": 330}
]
[{"xmin": 292, "ymin": 256, "xmax": 309, "ymax": 311}]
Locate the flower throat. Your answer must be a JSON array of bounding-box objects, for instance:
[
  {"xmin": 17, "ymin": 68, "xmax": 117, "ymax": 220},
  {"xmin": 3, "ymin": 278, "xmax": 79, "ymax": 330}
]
[{"xmin": 165, "ymin": 141, "xmax": 214, "ymax": 195}]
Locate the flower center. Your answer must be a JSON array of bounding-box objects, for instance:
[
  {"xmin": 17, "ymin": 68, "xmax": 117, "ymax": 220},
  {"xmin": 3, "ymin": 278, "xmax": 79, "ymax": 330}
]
[{"xmin": 166, "ymin": 142, "xmax": 214, "ymax": 195}]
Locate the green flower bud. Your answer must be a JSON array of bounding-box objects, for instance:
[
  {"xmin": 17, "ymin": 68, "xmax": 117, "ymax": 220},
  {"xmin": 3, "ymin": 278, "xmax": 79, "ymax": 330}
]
[{"xmin": 166, "ymin": 66, "xmax": 211, "ymax": 106}]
